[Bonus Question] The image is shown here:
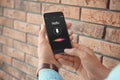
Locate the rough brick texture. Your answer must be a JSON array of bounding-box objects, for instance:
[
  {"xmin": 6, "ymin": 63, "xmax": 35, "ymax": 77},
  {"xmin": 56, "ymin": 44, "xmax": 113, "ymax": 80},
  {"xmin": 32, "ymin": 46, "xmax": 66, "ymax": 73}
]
[
  {"xmin": 42, "ymin": 4, "xmax": 80, "ymax": 19},
  {"xmin": 0, "ymin": 0, "xmax": 14, "ymax": 8},
  {"xmin": 68, "ymin": 20, "xmax": 105, "ymax": 38},
  {"xmin": 61, "ymin": 0, "xmax": 108, "ymax": 8},
  {"xmin": 79, "ymin": 36, "xmax": 120, "ymax": 59},
  {"xmin": 105, "ymin": 28, "xmax": 120, "ymax": 43},
  {"xmin": 110, "ymin": 0, "xmax": 120, "ymax": 10},
  {"xmin": 81, "ymin": 8, "xmax": 120, "ymax": 27},
  {"xmin": 15, "ymin": 0, "xmax": 41, "ymax": 13},
  {"xmin": 103, "ymin": 57, "xmax": 120, "ymax": 69},
  {"xmin": 4, "ymin": 8, "xmax": 26, "ymax": 21},
  {"xmin": 0, "ymin": 0, "xmax": 120, "ymax": 80},
  {"xmin": 0, "ymin": 16, "xmax": 14, "ymax": 27},
  {"xmin": 27, "ymin": 13, "xmax": 42, "ymax": 25},
  {"xmin": 0, "ymin": 7, "xmax": 3, "ymax": 16},
  {"xmin": 39, "ymin": 0, "xmax": 60, "ymax": 3}
]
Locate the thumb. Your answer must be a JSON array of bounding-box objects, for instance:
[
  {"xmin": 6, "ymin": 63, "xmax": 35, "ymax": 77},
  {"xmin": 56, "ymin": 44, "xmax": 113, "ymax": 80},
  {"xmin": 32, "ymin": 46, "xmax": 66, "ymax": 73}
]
[
  {"xmin": 64, "ymin": 48, "xmax": 78, "ymax": 56},
  {"xmin": 57, "ymin": 58, "xmax": 73, "ymax": 67}
]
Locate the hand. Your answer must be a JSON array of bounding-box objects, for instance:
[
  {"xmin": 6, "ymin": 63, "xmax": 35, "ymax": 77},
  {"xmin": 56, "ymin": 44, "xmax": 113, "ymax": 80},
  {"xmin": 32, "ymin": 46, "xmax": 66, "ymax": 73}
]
[
  {"xmin": 55, "ymin": 43, "xmax": 110, "ymax": 80},
  {"xmin": 37, "ymin": 23, "xmax": 73, "ymax": 68}
]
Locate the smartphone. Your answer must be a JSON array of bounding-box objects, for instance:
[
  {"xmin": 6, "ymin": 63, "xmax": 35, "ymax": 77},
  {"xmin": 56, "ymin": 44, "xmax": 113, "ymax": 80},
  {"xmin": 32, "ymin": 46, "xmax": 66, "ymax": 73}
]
[{"xmin": 43, "ymin": 12, "xmax": 72, "ymax": 54}]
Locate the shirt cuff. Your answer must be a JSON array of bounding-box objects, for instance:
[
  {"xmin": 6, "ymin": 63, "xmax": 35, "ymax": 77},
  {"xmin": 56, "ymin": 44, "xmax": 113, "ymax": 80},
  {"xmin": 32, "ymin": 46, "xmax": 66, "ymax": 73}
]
[
  {"xmin": 105, "ymin": 65, "xmax": 120, "ymax": 80},
  {"xmin": 38, "ymin": 69, "xmax": 63, "ymax": 80}
]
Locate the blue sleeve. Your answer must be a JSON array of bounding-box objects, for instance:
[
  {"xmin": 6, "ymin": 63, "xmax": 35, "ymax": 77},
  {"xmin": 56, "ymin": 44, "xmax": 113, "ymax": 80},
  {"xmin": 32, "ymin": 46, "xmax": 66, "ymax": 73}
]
[
  {"xmin": 105, "ymin": 65, "xmax": 120, "ymax": 80},
  {"xmin": 38, "ymin": 69, "xmax": 63, "ymax": 80}
]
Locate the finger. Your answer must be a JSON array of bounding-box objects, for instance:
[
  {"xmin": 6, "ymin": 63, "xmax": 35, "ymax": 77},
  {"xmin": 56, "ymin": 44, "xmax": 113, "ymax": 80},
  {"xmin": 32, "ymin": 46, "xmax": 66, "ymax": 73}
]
[
  {"xmin": 55, "ymin": 54, "xmax": 74, "ymax": 62},
  {"xmin": 71, "ymin": 42, "xmax": 94, "ymax": 56},
  {"xmin": 66, "ymin": 22, "xmax": 72, "ymax": 29},
  {"xmin": 77, "ymin": 44, "xmax": 94, "ymax": 56},
  {"xmin": 64, "ymin": 48, "xmax": 78, "ymax": 56},
  {"xmin": 62, "ymin": 54, "xmax": 74, "ymax": 62},
  {"xmin": 68, "ymin": 31, "xmax": 73, "ymax": 36},
  {"xmin": 57, "ymin": 58, "xmax": 73, "ymax": 67},
  {"xmin": 39, "ymin": 24, "xmax": 46, "ymax": 39},
  {"xmin": 56, "ymin": 54, "xmax": 81, "ymax": 71},
  {"xmin": 73, "ymin": 56, "xmax": 81, "ymax": 71},
  {"xmin": 71, "ymin": 42, "xmax": 79, "ymax": 48},
  {"xmin": 64, "ymin": 48, "xmax": 91, "ymax": 59},
  {"xmin": 70, "ymin": 36, "xmax": 73, "ymax": 41},
  {"xmin": 71, "ymin": 42, "xmax": 95, "ymax": 56},
  {"xmin": 61, "ymin": 54, "xmax": 81, "ymax": 71},
  {"xmin": 55, "ymin": 54, "xmax": 63, "ymax": 59}
]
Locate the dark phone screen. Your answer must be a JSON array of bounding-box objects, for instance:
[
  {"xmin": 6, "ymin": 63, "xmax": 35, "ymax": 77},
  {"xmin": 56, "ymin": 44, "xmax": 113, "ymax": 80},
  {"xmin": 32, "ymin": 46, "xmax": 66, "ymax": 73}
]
[{"xmin": 44, "ymin": 12, "xmax": 72, "ymax": 53}]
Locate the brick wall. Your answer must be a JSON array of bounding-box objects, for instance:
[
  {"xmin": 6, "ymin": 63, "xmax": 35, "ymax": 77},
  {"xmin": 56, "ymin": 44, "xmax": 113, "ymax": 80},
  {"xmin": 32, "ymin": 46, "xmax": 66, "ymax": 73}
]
[{"xmin": 0, "ymin": 0, "xmax": 120, "ymax": 80}]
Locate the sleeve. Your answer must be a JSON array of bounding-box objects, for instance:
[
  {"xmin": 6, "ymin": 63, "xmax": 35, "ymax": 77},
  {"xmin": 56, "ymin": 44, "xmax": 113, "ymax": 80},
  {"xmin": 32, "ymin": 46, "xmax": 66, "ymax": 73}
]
[
  {"xmin": 105, "ymin": 64, "xmax": 120, "ymax": 80},
  {"xmin": 38, "ymin": 69, "xmax": 63, "ymax": 80}
]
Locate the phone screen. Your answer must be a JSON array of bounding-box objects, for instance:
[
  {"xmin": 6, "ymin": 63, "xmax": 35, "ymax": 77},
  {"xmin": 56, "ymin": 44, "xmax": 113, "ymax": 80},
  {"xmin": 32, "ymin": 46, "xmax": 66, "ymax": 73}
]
[{"xmin": 44, "ymin": 12, "xmax": 72, "ymax": 53}]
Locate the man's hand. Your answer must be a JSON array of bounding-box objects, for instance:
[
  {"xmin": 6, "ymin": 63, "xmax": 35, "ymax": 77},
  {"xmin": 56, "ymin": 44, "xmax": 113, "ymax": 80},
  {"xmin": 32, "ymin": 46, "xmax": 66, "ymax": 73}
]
[
  {"xmin": 37, "ymin": 23, "xmax": 72, "ymax": 68},
  {"xmin": 55, "ymin": 43, "xmax": 110, "ymax": 80}
]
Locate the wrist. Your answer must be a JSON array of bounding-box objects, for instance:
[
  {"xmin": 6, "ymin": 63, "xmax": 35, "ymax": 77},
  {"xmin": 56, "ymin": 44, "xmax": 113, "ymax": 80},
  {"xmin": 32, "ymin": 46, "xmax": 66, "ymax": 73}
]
[
  {"xmin": 92, "ymin": 65, "xmax": 110, "ymax": 80},
  {"xmin": 38, "ymin": 59, "xmax": 61, "ymax": 69},
  {"xmin": 99, "ymin": 66, "xmax": 110, "ymax": 80},
  {"xmin": 36, "ymin": 63, "xmax": 58, "ymax": 77}
]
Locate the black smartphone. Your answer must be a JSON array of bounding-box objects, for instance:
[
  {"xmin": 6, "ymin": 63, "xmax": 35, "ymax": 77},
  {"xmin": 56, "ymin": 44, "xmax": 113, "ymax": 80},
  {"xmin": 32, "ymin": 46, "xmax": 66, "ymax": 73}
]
[{"xmin": 43, "ymin": 12, "xmax": 72, "ymax": 54}]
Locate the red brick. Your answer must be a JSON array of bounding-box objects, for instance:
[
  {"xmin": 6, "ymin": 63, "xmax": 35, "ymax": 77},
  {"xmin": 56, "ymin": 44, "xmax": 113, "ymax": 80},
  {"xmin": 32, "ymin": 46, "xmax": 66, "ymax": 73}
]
[
  {"xmin": 0, "ymin": 17, "xmax": 14, "ymax": 27},
  {"xmin": 103, "ymin": 57, "xmax": 120, "ymax": 69},
  {"xmin": 2, "ymin": 46, "xmax": 25, "ymax": 61},
  {"xmin": 0, "ymin": 35, "xmax": 13, "ymax": 47},
  {"xmin": 105, "ymin": 28, "xmax": 120, "ymax": 43},
  {"xmin": 0, "ymin": 60, "xmax": 4, "ymax": 69},
  {"xmin": 4, "ymin": 8, "xmax": 26, "ymax": 21},
  {"xmin": 0, "ymin": 53, "xmax": 12, "ymax": 64},
  {"xmin": 14, "ymin": 20, "xmax": 27, "ymax": 32},
  {"xmin": 79, "ymin": 36, "xmax": 120, "ymax": 59},
  {"xmin": 27, "ymin": 34, "xmax": 38, "ymax": 46},
  {"xmin": 0, "ymin": 7, "xmax": 3, "ymax": 16},
  {"xmin": 59, "ymin": 68, "xmax": 80, "ymax": 80},
  {"xmin": 14, "ymin": 21, "xmax": 40, "ymax": 34},
  {"xmin": 38, "ymin": 0, "xmax": 60, "ymax": 3},
  {"xmin": 26, "ymin": 24, "xmax": 40, "ymax": 35},
  {"xmin": 1, "ymin": 0, "xmax": 14, "ymax": 8},
  {"xmin": 110, "ymin": 0, "xmax": 120, "ymax": 10},
  {"xmin": 81, "ymin": 8, "xmax": 120, "ymax": 27},
  {"xmin": 15, "ymin": 0, "xmax": 26, "ymax": 10},
  {"xmin": 42, "ymin": 4, "xmax": 80, "ymax": 19},
  {"xmin": 4, "ymin": 8, "xmax": 14, "ymax": 18},
  {"xmin": 3, "ymin": 27, "xmax": 26, "ymax": 42},
  {"xmin": 14, "ymin": 41, "xmax": 38, "ymax": 57},
  {"xmin": 25, "ymin": 1, "xmax": 41, "ymax": 13},
  {"xmin": 14, "ymin": 10, "xmax": 26, "ymax": 21},
  {"xmin": 26, "ymin": 0, "xmax": 38, "ymax": 1},
  {"xmin": 0, "ymin": 70, "xmax": 13, "ymax": 80},
  {"xmin": 61, "ymin": 0, "xmax": 107, "ymax": 8},
  {"xmin": 13, "ymin": 59, "xmax": 36, "ymax": 77},
  {"xmin": 2, "ymin": 64, "xmax": 26, "ymax": 80},
  {"xmin": 15, "ymin": 0, "xmax": 41, "ymax": 13},
  {"xmin": 72, "ymin": 34, "xmax": 78, "ymax": 43},
  {"xmin": 25, "ymin": 54, "xmax": 38, "ymax": 67},
  {"xmin": 0, "ymin": 44, "xmax": 2, "ymax": 52},
  {"xmin": 0, "ymin": 26, "xmax": 3, "ymax": 34},
  {"xmin": 27, "ymin": 13, "xmax": 42, "ymax": 25},
  {"xmin": 68, "ymin": 20, "xmax": 104, "ymax": 38}
]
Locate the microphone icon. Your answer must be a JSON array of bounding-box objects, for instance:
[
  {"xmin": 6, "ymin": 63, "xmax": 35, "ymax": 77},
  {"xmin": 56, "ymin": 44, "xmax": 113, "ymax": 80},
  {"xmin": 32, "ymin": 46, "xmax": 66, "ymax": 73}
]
[{"xmin": 56, "ymin": 28, "xmax": 59, "ymax": 34}]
